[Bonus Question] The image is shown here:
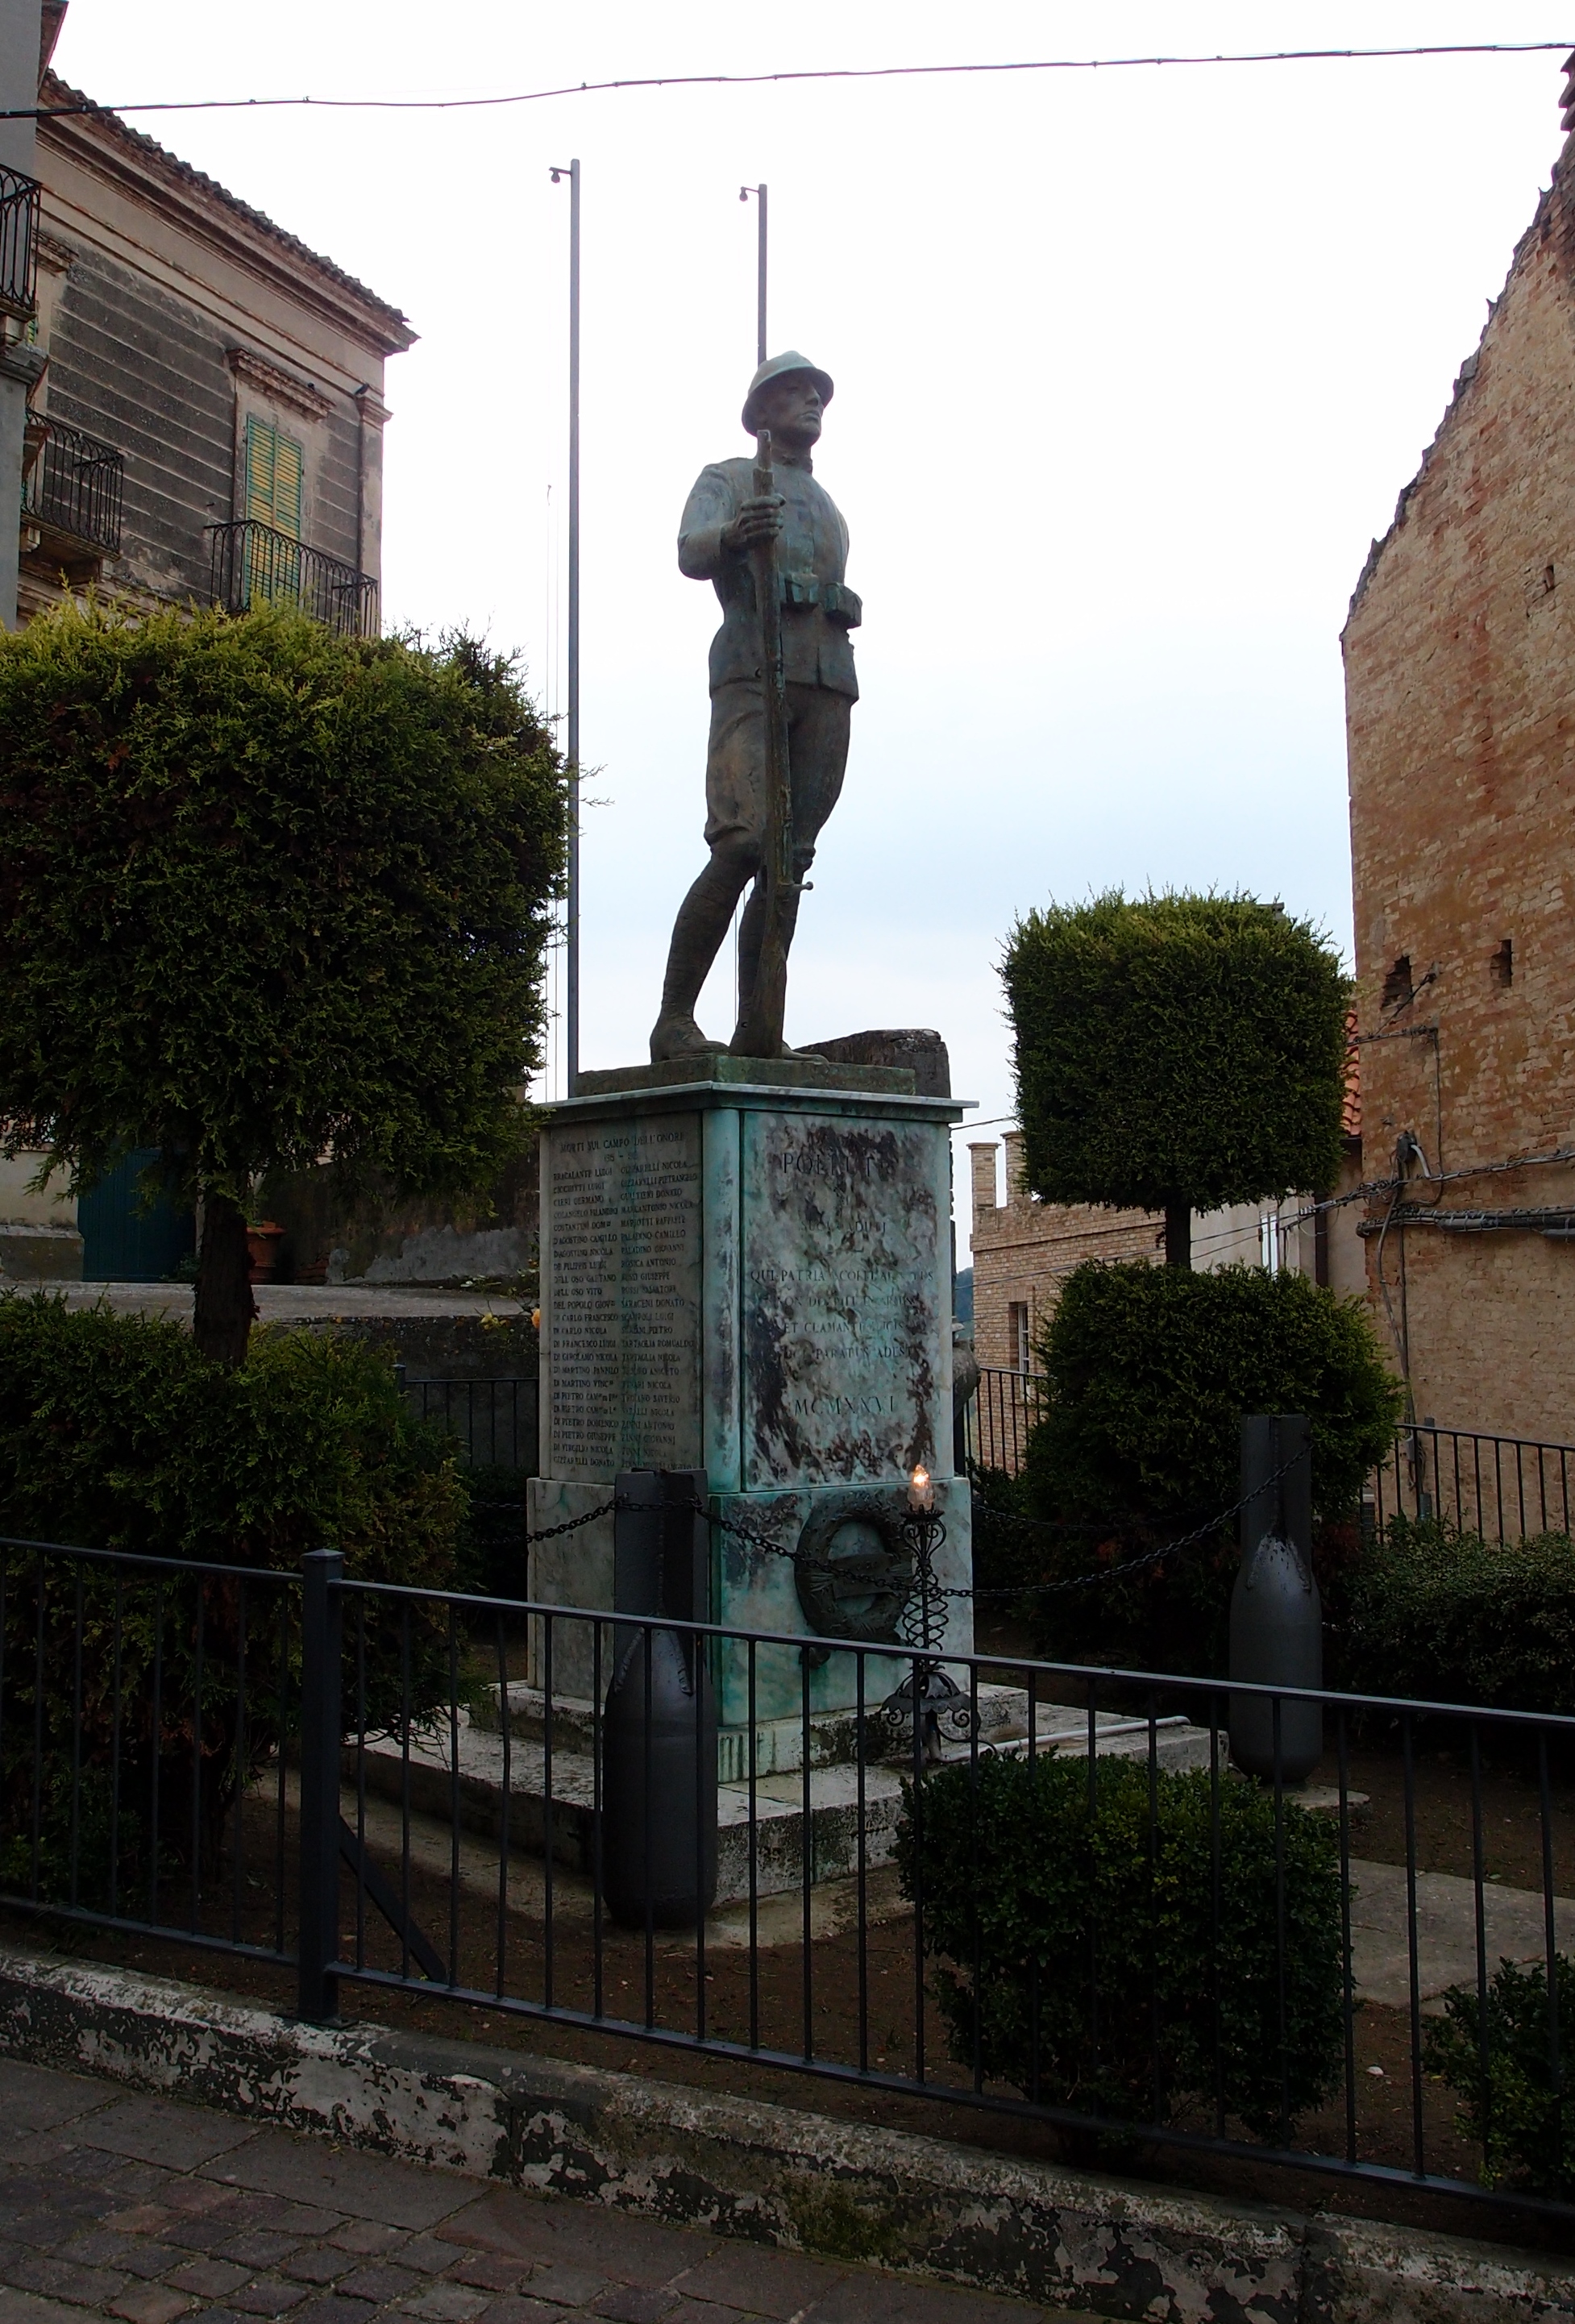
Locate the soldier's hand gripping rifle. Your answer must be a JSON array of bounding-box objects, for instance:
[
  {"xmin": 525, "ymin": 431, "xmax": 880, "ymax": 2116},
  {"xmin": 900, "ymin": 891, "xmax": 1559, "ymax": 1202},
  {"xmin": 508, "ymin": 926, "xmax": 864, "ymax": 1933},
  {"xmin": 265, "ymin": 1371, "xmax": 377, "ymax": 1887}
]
[{"xmin": 730, "ymin": 428, "xmax": 797, "ymax": 1059}]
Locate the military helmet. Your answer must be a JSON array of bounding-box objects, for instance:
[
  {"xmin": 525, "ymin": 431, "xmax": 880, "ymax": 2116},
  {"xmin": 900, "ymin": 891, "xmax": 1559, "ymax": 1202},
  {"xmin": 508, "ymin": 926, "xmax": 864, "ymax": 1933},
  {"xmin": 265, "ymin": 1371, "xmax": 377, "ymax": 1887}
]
[{"xmin": 742, "ymin": 351, "xmax": 834, "ymax": 434}]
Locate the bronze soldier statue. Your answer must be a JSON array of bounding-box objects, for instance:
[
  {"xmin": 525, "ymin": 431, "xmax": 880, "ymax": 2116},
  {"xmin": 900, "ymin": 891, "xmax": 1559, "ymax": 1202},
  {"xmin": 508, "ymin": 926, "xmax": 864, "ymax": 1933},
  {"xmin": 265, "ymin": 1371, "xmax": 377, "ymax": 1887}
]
[{"xmin": 650, "ymin": 351, "xmax": 860, "ymax": 1062}]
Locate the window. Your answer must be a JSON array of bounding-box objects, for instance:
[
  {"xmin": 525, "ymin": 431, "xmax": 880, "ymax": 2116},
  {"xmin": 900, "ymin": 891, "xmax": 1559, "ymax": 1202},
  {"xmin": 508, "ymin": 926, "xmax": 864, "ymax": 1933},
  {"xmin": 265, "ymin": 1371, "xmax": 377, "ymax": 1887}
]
[
  {"xmin": 1381, "ymin": 954, "xmax": 1413, "ymax": 1014},
  {"xmin": 244, "ymin": 414, "xmax": 302, "ymax": 536},
  {"xmin": 243, "ymin": 414, "xmax": 304, "ymax": 609},
  {"xmin": 1491, "ymin": 937, "xmax": 1514, "ymax": 987},
  {"xmin": 1008, "ymin": 1301, "xmax": 1030, "ymax": 1371}
]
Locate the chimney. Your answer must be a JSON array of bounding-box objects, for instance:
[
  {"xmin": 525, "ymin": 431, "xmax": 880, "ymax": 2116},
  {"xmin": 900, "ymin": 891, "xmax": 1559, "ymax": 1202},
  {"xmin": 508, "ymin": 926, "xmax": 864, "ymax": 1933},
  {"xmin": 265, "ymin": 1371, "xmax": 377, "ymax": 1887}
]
[{"xmin": 968, "ymin": 1142, "xmax": 999, "ymax": 1233}]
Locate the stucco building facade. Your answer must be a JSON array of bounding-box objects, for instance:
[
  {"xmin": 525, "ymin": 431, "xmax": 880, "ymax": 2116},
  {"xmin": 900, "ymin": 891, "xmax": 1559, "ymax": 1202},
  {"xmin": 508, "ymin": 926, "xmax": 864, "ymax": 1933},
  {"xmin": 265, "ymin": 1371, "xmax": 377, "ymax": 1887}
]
[{"xmin": 1342, "ymin": 62, "xmax": 1575, "ymax": 1444}]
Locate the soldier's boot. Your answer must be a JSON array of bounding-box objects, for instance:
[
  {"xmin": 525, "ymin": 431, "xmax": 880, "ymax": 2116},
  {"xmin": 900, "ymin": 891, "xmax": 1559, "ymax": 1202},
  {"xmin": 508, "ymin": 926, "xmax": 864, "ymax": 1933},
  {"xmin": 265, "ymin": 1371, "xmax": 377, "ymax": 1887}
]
[{"xmin": 650, "ymin": 1010, "xmax": 717, "ymax": 1062}]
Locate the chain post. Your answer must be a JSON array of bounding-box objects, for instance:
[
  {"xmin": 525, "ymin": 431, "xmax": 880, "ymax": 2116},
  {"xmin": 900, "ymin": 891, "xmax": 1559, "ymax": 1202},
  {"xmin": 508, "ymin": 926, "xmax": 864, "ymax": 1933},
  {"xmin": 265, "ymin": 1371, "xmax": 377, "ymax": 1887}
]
[{"xmin": 297, "ymin": 1548, "xmax": 344, "ymax": 2023}]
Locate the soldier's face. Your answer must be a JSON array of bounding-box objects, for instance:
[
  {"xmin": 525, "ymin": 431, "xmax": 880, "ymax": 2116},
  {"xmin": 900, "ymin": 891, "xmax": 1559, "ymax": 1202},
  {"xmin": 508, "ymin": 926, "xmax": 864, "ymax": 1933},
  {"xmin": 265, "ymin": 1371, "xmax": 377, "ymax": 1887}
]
[{"xmin": 756, "ymin": 374, "xmax": 823, "ymax": 446}]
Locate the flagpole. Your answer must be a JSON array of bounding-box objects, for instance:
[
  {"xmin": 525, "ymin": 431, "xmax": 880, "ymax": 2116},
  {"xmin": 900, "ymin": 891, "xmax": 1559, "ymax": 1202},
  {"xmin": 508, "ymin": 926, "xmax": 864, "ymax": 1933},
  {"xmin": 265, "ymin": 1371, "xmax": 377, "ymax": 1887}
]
[
  {"xmin": 551, "ymin": 159, "xmax": 581, "ymax": 1094},
  {"xmin": 740, "ymin": 181, "xmax": 767, "ymax": 361}
]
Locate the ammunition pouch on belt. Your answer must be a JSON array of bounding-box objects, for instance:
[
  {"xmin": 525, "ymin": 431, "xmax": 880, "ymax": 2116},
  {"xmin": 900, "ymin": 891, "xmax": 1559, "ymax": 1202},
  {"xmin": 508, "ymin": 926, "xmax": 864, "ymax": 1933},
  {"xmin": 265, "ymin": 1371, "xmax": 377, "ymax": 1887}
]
[{"xmin": 781, "ymin": 571, "xmax": 862, "ymax": 629}]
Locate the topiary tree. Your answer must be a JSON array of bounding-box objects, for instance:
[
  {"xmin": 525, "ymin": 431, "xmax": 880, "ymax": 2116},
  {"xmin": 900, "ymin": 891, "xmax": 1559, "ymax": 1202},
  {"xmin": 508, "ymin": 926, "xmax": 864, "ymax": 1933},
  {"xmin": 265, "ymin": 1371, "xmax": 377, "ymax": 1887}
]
[
  {"xmin": 896, "ymin": 1753, "xmax": 1344, "ymax": 2139},
  {"xmin": 0, "ymin": 602, "xmax": 567, "ymax": 1362},
  {"xmin": 1029, "ymin": 1261, "xmax": 1402, "ymax": 1530},
  {"xmin": 1008, "ymin": 1259, "xmax": 1404, "ymax": 1669},
  {"xmin": 1003, "ymin": 892, "xmax": 1350, "ymax": 1265}
]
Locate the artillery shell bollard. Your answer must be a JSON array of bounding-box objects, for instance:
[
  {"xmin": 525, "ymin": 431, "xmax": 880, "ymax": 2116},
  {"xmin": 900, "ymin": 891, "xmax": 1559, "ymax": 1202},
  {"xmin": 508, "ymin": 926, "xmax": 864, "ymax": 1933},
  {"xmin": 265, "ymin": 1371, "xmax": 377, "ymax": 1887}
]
[
  {"xmin": 601, "ymin": 1467, "xmax": 718, "ymax": 1929},
  {"xmin": 1228, "ymin": 1414, "xmax": 1323, "ymax": 1786}
]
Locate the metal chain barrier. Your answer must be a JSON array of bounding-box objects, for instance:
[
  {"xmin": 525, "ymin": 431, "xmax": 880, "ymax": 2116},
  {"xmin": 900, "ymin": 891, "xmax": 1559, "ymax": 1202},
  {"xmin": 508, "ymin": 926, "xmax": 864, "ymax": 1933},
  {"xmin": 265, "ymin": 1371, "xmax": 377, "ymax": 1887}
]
[
  {"xmin": 522, "ymin": 1498, "xmax": 615, "ymax": 1544},
  {"xmin": 962, "ymin": 1449, "xmax": 1305, "ymax": 1600},
  {"xmin": 540, "ymin": 1454, "xmax": 1299, "ymax": 1602}
]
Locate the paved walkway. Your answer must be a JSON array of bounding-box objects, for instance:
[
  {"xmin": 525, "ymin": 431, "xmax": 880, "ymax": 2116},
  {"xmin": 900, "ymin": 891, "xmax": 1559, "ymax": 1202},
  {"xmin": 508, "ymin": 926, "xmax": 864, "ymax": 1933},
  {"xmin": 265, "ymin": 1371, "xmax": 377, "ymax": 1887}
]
[{"xmin": 0, "ymin": 2060, "xmax": 1074, "ymax": 2324}]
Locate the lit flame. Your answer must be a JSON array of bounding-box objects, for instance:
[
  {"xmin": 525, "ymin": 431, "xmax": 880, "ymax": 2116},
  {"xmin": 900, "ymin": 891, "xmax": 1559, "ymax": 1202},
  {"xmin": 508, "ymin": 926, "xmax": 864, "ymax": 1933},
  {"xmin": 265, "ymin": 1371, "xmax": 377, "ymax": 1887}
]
[{"xmin": 910, "ymin": 1466, "xmax": 930, "ymax": 1493}]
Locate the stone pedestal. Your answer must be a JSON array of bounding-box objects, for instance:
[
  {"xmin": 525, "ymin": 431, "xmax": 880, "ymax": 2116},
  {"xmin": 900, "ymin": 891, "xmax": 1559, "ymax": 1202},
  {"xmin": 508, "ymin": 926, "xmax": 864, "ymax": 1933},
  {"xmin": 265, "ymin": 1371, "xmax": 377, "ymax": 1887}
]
[{"xmin": 526, "ymin": 1055, "xmax": 970, "ymax": 1733}]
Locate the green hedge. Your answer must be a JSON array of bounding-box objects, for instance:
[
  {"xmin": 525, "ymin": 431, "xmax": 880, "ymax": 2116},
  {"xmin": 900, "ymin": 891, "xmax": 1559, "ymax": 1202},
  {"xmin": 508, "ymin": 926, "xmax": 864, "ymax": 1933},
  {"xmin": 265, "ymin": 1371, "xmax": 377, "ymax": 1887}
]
[
  {"xmin": 1007, "ymin": 1261, "xmax": 1402, "ymax": 1669},
  {"xmin": 1003, "ymin": 892, "xmax": 1349, "ymax": 1216},
  {"xmin": 0, "ymin": 1293, "xmax": 467, "ymax": 1901},
  {"xmin": 1425, "ymin": 1955, "xmax": 1575, "ymax": 2197},
  {"xmin": 895, "ymin": 1753, "xmax": 1344, "ymax": 2138},
  {"xmin": 1332, "ymin": 1520, "xmax": 1575, "ymax": 1713}
]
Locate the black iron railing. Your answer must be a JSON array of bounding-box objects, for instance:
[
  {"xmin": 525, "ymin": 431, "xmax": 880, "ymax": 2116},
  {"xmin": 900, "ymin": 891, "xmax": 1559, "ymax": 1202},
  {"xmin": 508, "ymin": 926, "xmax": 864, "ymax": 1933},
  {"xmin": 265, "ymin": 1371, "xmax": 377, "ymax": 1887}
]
[
  {"xmin": 399, "ymin": 1373, "xmax": 536, "ymax": 1474},
  {"xmin": 23, "ymin": 414, "xmax": 124, "ymax": 554},
  {"xmin": 9, "ymin": 1528, "xmax": 1575, "ymax": 2231},
  {"xmin": 966, "ymin": 1364, "xmax": 1045, "ymax": 1474},
  {"xmin": 1370, "ymin": 1422, "xmax": 1575, "ymax": 1544},
  {"xmin": 0, "ymin": 167, "xmax": 39, "ymax": 321},
  {"xmin": 971, "ymin": 1377, "xmax": 1575, "ymax": 1544},
  {"xmin": 207, "ymin": 518, "xmax": 378, "ymax": 638}
]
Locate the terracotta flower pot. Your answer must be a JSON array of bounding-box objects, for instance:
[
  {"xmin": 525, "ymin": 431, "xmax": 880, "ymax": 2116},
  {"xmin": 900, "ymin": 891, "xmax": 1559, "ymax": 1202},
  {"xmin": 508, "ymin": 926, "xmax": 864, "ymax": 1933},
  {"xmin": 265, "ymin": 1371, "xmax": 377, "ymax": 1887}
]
[{"xmin": 246, "ymin": 1221, "xmax": 285, "ymax": 1283}]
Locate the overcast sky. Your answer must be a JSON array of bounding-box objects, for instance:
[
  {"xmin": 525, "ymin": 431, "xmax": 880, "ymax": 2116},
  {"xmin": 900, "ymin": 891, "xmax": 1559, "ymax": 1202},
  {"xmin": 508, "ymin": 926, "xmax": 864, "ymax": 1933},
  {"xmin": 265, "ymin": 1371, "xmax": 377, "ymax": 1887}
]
[{"xmin": 52, "ymin": 2, "xmax": 1569, "ymax": 1180}]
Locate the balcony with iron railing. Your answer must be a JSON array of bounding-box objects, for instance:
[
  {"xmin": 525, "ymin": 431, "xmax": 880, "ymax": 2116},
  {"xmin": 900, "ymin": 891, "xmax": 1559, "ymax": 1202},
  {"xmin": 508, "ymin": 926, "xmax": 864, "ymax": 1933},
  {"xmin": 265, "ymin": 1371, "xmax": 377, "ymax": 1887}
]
[
  {"xmin": 207, "ymin": 518, "xmax": 379, "ymax": 638},
  {"xmin": 22, "ymin": 412, "xmax": 125, "ymax": 557}
]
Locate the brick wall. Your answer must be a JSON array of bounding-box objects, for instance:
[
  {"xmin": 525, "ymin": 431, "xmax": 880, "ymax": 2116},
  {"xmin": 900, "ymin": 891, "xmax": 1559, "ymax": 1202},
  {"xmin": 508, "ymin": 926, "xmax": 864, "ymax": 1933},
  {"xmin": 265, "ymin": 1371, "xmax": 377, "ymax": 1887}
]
[
  {"xmin": 1344, "ymin": 124, "xmax": 1575, "ymax": 1445},
  {"xmin": 968, "ymin": 1132, "xmax": 1161, "ymax": 1370},
  {"xmin": 967, "ymin": 1129, "xmax": 1367, "ymax": 1381}
]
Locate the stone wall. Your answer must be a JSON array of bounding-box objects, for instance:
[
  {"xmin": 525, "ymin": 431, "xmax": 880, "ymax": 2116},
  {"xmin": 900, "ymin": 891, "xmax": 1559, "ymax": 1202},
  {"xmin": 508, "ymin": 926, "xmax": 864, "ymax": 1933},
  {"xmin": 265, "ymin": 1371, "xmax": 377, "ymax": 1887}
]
[
  {"xmin": 1343, "ymin": 122, "xmax": 1575, "ymax": 1443},
  {"xmin": 258, "ymin": 1142, "xmax": 541, "ymax": 1291}
]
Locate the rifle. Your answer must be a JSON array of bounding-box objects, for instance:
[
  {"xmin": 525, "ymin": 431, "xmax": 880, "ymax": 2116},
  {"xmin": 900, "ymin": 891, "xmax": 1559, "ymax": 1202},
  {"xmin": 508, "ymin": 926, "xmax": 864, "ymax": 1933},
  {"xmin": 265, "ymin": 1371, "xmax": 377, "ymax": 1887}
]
[{"xmin": 730, "ymin": 427, "xmax": 796, "ymax": 1058}]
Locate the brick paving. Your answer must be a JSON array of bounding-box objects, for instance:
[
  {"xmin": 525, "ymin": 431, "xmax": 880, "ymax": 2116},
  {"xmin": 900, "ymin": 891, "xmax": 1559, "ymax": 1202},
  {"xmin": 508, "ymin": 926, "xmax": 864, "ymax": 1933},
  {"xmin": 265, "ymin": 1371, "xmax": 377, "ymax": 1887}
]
[{"xmin": 0, "ymin": 2061, "xmax": 1083, "ymax": 2324}]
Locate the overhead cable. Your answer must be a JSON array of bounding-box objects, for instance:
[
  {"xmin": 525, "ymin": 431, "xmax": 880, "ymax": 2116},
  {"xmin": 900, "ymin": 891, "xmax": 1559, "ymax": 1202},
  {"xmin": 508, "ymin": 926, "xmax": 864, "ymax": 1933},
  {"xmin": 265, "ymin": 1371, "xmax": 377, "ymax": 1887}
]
[{"xmin": 2, "ymin": 42, "xmax": 1569, "ymax": 121}]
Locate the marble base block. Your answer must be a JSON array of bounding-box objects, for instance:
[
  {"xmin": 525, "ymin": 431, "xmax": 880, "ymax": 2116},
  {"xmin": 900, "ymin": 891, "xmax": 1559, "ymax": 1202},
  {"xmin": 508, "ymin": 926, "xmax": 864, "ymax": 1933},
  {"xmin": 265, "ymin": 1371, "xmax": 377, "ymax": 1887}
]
[{"xmin": 527, "ymin": 1058, "xmax": 970, "ymax": 1728}]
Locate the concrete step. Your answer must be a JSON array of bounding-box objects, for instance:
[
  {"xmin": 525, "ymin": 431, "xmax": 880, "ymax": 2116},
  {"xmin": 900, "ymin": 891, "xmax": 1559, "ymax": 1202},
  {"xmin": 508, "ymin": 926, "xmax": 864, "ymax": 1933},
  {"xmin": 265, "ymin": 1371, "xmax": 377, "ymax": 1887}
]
[
  {"xmin": 471, "ymin": 1675, "xmax": 1032, "ymax": 1779},
  {"xmin": 351, "ymin": 1704, "xmax": 1217, "ymax": 1906}
]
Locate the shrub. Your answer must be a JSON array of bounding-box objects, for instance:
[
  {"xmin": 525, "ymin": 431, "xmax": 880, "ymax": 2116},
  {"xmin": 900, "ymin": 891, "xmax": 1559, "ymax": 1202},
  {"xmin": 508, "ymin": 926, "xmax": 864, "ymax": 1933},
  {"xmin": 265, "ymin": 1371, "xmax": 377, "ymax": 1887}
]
[
  {"xmin": 1017, "ymin": 1261, "xmax": 1403, "ymax": 1668},
  {"xmin": 895, "ymin": 1753, "xmax": 1344, "ymax": 2139},
  {"xmin": 1425, "ymin": 1955, "xmax": 1575, "ymax": 2196},
  {"xmin": 1004, "ymin": 892, "xmax": 1349, "ymax": 1265},
  {"xmin": 1332, "ymin": 1520, "xmax": 1575, "ymax": 1712},
  {"xmin": 0, "ymin": 1293, "xmax": 466, "ymax": 1902},
  {"xmin": 0, "ymin": 603, "xmax": 567, "ymax": 1362}
]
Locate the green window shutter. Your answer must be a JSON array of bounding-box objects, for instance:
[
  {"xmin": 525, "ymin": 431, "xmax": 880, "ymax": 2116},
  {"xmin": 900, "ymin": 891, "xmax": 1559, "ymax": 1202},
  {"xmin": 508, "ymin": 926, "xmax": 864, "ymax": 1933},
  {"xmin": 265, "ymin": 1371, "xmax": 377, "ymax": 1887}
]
[
  {"xmin": 243, "ymin": 414, "xmax": 304, "ymax": 539},
  {"xmin": 272, "ymin": 428, "xmax": 302, "ymax": 540}
]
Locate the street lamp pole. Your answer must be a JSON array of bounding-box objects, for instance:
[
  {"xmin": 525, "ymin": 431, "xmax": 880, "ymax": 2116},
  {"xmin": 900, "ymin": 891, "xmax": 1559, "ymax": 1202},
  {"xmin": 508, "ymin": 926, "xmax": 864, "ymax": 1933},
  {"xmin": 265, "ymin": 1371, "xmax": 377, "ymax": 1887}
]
[
  {"xmin": 551, "ymin": 159, "xmax": 581, "ymax": 1095},
  {"xmin": 739, "ymin": 183, "xmax": 767, "ymax": 364}
]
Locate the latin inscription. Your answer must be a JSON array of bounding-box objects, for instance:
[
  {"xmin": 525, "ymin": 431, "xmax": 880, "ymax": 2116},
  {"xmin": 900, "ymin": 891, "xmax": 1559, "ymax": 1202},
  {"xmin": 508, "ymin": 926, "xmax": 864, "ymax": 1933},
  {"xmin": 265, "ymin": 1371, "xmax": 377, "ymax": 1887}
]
[{"xmin": 546, "ymin": 1115, "xmax": 701, "ymax": 1477}]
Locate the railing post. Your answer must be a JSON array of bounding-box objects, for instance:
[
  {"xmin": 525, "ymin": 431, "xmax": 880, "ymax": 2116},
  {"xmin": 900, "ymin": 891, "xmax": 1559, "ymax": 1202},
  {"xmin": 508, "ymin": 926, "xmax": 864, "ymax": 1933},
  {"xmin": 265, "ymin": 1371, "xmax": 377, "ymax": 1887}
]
[
  {"xmin": 601, "ymin": 1469, "xmax": 716, "ymax": 1928},
  {"xmin": 297, "ymin": 1548, "xmax": 343, "ymax": 2023}
]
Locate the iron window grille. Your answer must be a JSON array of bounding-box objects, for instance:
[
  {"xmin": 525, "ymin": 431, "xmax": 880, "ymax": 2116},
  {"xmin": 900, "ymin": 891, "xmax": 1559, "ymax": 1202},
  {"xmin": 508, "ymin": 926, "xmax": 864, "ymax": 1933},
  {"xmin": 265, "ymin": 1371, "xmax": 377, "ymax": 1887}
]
[
  {"xmin": 23, "ymin": 414, "xmax": 124, "ymax": 554},
  {"xmin": 0, "ymin": 166, "xmax": 39, "ymax": 321},
  {"xmin": 207, "ymin": 518, "xmax": 379, "ymax": 639}
]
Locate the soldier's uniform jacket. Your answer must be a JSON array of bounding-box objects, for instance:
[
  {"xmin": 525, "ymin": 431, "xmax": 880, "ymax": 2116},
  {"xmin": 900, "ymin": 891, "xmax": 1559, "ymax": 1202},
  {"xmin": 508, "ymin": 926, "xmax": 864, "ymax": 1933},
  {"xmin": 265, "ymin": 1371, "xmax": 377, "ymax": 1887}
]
[{"xmin": 678, "ymin": 455, "xmax": 860, "ymax": 701}]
